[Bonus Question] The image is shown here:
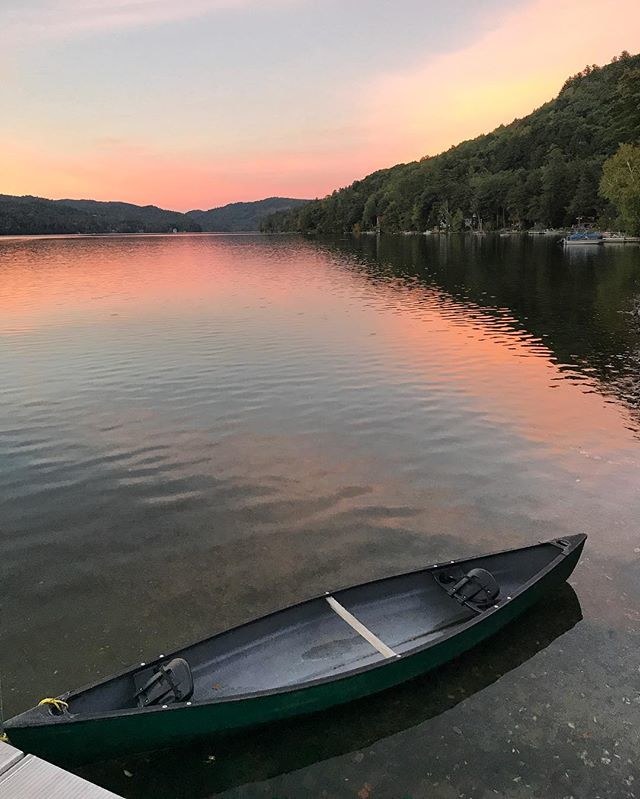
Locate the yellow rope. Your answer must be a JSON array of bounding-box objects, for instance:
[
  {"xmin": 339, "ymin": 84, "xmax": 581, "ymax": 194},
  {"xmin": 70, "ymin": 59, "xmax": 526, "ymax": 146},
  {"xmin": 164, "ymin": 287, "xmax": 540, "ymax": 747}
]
[
  {"xmin": 38, "ymin": 698, "xmax": 69, "ymax": 713},
  {"xmin": 0, "ymin": 732, "xmax": 9, "ymax": 743}
]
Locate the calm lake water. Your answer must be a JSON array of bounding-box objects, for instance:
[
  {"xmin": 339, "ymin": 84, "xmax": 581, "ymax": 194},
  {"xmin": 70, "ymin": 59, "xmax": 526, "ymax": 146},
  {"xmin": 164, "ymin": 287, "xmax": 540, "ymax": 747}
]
[{"xmin": 1, "ymin": 233, "xmax": 639, "ymax": 798}]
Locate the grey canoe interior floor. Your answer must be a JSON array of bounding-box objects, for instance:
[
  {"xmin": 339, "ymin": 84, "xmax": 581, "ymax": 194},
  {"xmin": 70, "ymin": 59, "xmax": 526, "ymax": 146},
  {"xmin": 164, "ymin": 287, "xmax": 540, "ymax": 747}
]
[
  {"xmin": 186, "ymin": 547, "xmax": 556, "ymax": 700},
  {"xmin": 68, "ymin": 544, "xmax": 560, "ymax": 711}
]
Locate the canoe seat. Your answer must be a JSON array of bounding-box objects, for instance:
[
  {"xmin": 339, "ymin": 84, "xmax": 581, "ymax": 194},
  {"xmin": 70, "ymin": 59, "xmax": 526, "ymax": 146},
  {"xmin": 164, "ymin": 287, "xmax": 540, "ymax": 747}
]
[
  {"xmin": 435, "ymin": 567, "xmax": 500, "ymax": 609},
  {"xmin": 134, "ymin": 658, "xmax": 194, "ymax": 708}
]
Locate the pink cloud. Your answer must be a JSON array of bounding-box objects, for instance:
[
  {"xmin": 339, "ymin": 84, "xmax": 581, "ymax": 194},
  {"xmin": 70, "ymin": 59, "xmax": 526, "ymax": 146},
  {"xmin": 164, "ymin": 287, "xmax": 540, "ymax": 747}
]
[
  {"xmin": 2, "ymin": 0, "xmax": 299, "ymax": 41},
  {"xmin": 3, "ymin": 0, "xmax": 638, "ymax": 208},
  {"xmin": 0, "ymin": 135, "xmax": 378, "ymax": 209}
]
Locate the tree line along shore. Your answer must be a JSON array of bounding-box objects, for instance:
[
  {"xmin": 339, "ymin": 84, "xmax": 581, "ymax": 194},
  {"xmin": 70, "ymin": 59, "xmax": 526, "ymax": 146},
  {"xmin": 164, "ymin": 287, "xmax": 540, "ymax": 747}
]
[{"xmin": 261, "ymin": 52, "xmax": 640, "ymax": 237}]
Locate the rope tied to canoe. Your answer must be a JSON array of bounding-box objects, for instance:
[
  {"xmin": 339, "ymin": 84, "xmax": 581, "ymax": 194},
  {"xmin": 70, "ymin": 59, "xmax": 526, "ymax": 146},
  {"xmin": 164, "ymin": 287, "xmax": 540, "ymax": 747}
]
[
  {"xmin": 0, "ymin": 732, "xmax": 9, "ymax": 743},
  {"xmin": 38, "ymin": 698, "xmax": 69, "ymax": 713}
]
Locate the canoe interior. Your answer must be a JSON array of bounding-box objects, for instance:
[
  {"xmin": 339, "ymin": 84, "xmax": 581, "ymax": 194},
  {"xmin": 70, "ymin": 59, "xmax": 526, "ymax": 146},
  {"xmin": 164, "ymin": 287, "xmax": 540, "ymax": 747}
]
[{"xmin": 67, "ymin": 540, "xmax": 562, "ymax": 714}]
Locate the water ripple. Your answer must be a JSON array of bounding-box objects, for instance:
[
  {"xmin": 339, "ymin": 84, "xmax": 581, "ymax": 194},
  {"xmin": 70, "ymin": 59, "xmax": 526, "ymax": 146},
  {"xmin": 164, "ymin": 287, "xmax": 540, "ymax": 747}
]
[{"xmin": 1, "ymin": 234, "xmax": 640, "ymax": 785}]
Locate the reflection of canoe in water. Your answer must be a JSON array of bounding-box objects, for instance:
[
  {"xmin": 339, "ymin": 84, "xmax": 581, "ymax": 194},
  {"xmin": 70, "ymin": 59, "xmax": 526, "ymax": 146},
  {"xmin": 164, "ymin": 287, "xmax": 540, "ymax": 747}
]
[
  {"xmin": 79, "ymin": 581, "xmax": 584, "ymax": 798},
  {"xmin": 4, "ymin": 535, "xmax": 586, "ymax": 765}
]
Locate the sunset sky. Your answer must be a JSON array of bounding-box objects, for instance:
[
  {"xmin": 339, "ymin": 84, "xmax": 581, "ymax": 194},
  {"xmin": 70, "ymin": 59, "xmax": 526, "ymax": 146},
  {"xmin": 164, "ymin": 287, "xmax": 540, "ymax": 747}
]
[{"xmin": 1, "ymin": 0, "xmax": 639, "ymax": 211}]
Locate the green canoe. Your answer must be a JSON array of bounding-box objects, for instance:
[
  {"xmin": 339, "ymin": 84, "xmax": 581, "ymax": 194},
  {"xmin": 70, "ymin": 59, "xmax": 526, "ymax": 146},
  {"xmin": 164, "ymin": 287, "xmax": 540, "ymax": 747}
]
[{"xmin": 3, "ymin": 534, "xmax": 586, "ymax": 764}]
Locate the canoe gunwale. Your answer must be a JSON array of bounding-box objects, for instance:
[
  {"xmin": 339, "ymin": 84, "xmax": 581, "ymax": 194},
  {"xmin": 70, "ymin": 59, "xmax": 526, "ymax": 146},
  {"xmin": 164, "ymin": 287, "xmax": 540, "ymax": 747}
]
[{"xmin": 5, "ymin": 534, "xmax": 586, "ymax": 730}]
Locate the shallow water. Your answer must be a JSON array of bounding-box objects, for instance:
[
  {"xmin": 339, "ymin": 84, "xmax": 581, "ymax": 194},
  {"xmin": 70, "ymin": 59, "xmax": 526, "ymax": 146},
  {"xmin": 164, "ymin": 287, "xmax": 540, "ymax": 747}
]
[{"xmin": 1, "ymin": 233, "xmax": 639, "ymax": 798}]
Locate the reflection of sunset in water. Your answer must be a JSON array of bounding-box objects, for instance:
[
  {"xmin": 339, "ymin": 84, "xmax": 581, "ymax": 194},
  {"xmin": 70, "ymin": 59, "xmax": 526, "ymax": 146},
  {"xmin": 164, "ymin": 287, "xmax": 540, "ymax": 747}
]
[
  {"xmin": 2, "ymin": 234, "xmax": 638, "ymax": 554},
  {"xmin": 2, "ymin": 234, "xmax": 636, "ymax": 464},
  {"xmin": 0, "ymin": 235, "xmax": 317, "ymax": 333},
  {"xmin": 2, "ymin": 234, "xmax": 640, "ymax": 799},
  {"xmin": 372, "ymin": 283, "xmax": 637, "ymax": 457}
]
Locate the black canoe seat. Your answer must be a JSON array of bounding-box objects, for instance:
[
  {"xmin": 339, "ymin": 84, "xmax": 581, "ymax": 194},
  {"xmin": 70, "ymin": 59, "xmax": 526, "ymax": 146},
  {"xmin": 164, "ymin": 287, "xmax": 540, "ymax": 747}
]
[
  {"xmin": 134, "ymin": 658, "xmax": 194, "ymax": 708},
  {"xmin": 435, "ymin": 567, "xmax": 500, "ymax": 609}
]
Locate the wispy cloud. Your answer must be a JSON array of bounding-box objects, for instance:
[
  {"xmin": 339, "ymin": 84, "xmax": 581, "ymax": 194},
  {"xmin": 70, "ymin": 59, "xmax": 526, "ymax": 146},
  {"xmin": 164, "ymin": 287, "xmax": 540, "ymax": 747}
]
[
  {"xmin": 364, "ymin": 0, "xmax": 640, "ymax": 164},
  {"xmin": 2, "ymin": 0, "xmax": 297, "ymax": 42},
  {"xmin": 2, "ymin": 0, "xmax": 638, "ymax": 207}
]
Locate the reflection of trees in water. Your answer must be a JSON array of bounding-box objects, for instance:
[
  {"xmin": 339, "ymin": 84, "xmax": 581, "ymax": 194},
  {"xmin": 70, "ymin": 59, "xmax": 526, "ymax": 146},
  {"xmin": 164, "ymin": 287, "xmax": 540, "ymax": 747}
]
[
  {"xmin": 78, "ymin": 584, "xmax": 582, "ymax": 798},
  {"xmin": 613, "ymin": 296, "xmax": 640, "ymax": 410},
  {"xmin": 320, "ymin": 234, "xmax": 640, "ymax": 432}
]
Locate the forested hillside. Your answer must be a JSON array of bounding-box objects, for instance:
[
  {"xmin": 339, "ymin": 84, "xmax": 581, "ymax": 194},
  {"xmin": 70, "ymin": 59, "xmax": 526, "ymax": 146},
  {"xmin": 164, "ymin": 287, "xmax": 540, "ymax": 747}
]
[
  {"xmin": 187, "ymin": 197, "xmax": 308, "ymax": 231},
  {"xmin": 262, "ymin": 51, "xmax": 640, "ymax": 234},
  {"xmin": 0, "ymin": 195, "xmax": 200, "ymax": 235},
  {"xmin": 0, "ymin": 195, "xmax": 309, "ymax": 235}
]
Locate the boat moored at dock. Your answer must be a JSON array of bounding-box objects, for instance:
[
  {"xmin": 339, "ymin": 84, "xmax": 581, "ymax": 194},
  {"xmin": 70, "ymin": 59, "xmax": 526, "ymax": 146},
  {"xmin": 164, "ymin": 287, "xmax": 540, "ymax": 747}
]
[
  {"xmin": 3, "ymin": 534, "xmax": 586, "ymax": 765},
  {"xmin": 562, "ymin": 231, "xmax": 604, "ymax": 246}
]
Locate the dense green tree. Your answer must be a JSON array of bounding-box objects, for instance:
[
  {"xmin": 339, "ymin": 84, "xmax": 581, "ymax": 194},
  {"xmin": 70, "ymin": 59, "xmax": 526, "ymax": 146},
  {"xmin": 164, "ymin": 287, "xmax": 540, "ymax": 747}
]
[
  {"xmin": 566, "ymin": 163, "xmax": 602, "ymax": 224},
  {"xmin": 505, "ymin": 169, "xmax": 530, "ymax": 227},
  {"xmin": 362, "ymin": 193, "xmax": 379, "ymax": 229},
  {"xmin": 263, "ymin": 53, "xmax": 640, "ymax": 235},
  {"xmin": 611, "ymin": 66, "xmax": 640, "ymax": 139},
  {"xmin": 450, "ymin": 208, "xmax": 465, "ymax": 232},
  {"xmin": 599, "ymin": 143, "xmax": 640, "ymax": 234},
  {"xmin": 539, "ymin": 146, "xmax": 570, "ymax": 226}
]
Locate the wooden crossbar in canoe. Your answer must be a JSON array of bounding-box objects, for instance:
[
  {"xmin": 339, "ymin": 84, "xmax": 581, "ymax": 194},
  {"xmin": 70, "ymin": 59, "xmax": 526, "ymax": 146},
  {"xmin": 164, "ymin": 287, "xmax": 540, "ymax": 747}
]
[{"xmin": 325, "ymin": 595, "xmax": 397, "ymax": 658}]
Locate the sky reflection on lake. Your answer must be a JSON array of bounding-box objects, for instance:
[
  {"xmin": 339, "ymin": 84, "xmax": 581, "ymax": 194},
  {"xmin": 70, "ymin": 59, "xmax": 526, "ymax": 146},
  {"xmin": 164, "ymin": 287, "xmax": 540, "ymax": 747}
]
[{"xmin": 1, "ymin": 233, "xmax": 639, "ymax": 798}]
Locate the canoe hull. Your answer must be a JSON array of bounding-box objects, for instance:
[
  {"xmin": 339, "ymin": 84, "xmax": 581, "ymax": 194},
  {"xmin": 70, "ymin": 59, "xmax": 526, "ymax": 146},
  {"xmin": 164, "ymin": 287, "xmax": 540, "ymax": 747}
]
[{"xmin": 6, "ymin": 537, "xmax": 584, "ymax": 764}]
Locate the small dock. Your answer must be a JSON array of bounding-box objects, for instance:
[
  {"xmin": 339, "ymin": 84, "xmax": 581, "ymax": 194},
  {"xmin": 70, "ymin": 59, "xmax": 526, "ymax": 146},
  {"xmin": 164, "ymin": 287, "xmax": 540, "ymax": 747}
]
[{"xmin": 0, "ymin": 740, "xmax": 122, "ymax": 798}]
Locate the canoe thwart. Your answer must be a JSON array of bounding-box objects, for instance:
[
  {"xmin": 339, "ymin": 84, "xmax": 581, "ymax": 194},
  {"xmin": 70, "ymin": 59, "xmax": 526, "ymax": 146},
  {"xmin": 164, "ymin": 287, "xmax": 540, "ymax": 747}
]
[
  {"xmin": 3, "ymin": 534, "xmax": 587, "ymax": 764},
  {"xmin": 325, "ymin": 595, "xmax": 397, "ymax": 658}
]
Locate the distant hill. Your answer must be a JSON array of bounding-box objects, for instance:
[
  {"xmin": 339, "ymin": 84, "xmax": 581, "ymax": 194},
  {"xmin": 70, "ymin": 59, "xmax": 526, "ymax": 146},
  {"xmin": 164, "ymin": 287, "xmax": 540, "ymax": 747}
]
[
  {"xmin": 0, "ymin": 195, "xmax": 200, "ymax": 235},
  {"xmin": 186, "ymin": 197, "xmax": 309, "ymax": 232},
  {"xmin": 0, "ymin": 195, "xmax": 309, "ymax": 235},
  {"xmin": 262, "ymin": 51, "xmax": 640, "ymax": 233}
]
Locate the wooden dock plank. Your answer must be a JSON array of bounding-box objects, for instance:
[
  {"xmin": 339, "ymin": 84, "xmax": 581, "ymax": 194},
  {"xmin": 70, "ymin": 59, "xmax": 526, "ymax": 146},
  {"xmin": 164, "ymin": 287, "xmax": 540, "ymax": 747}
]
[
  {"xmin": 0, "ymin": 741, "xmax": 24, "ymax": 777},
  {"xmin": 0, "ymin": 742, "xmax": 122, "ymax": 799}
]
